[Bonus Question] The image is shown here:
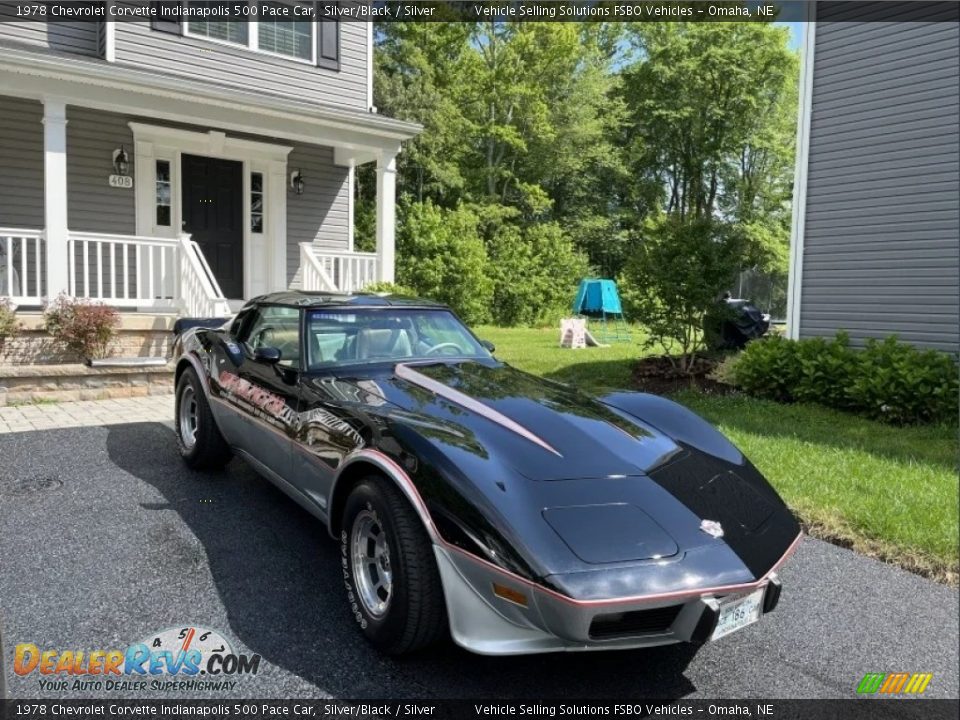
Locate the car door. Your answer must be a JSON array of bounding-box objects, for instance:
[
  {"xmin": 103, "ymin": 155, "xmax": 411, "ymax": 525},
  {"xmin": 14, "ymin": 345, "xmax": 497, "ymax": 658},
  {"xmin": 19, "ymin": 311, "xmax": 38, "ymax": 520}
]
[{"xmin": 228, "ymin": 305, "xmax": 302, "ymax": 481}]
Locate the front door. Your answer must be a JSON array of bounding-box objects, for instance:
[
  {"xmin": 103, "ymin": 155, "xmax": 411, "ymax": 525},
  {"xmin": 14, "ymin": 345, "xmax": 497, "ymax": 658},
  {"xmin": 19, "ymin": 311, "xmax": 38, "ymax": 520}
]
[{"xmin": 181, "ymin": 154, "xmax": 244, "ymax": 299}]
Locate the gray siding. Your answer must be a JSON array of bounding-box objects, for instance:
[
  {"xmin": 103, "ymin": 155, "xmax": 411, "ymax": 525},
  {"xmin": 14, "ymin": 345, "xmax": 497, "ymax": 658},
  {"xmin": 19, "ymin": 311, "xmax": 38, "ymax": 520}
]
[
  {"xmin": 114, "ymin": 19, "xmax": 368, "ymax": 110},
  {"xmin": 67, "ymin": 107, "xmax": 136, "ymax": 234},
  {"xmin": 800, "ymin": 17, "xmax": 960, "ymax": 353},
  {"xmin": 286, "ymin": 142, "xmax": 350, "ymax": 285},
  {"xmin": 0, "ymin": 95, "xmax": 43, "ymax": 229},
  {"xmin": 0, "ymin": 16, "xmax": 100, "ymax": 56}
]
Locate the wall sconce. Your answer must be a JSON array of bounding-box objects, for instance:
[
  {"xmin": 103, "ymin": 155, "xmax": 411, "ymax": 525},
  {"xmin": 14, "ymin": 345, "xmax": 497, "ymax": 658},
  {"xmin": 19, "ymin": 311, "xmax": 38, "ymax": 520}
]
[
  {"xmin": 112, "ymin": 146, "xmax": 130, "ymax": 176},
  {"xmin": 290, "ymin": 169, "xmax": 304, "ymax": 195}
]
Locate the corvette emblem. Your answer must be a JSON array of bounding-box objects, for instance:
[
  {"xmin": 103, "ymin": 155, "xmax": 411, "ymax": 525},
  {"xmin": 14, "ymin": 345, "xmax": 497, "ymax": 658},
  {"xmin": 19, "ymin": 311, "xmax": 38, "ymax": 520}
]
[{"xmin": 700, "ymin": 519, "xmax": 724, "ymax": 538}]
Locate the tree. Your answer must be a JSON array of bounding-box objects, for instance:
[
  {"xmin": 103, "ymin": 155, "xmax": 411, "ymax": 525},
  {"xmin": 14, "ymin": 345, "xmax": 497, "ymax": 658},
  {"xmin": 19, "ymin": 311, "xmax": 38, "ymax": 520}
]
[
  {"xmin": 395, "ymin": 201, "xmax": 493, "ymax": 325},
  {"xmin": 622, "ymin": 216, "xmax": 771, "ymax": 371},
  {"xmin": 618, "ymin": 24, "xmax": 798, "ymax": 365}
]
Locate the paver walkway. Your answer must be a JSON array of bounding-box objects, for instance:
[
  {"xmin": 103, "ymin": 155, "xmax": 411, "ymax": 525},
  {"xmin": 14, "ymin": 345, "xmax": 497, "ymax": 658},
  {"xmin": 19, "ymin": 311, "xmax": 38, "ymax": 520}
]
[{"xmin": 0, "ymin": 395, "xmax": 173, "ymax": 433}]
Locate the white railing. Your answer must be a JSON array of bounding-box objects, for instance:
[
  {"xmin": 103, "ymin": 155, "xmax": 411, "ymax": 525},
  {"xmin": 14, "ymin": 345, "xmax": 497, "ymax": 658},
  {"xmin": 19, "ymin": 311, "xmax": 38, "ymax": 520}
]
[
  {"xmin": 0, "ymin": 228, "xmax": 46, "ymax": 305},
  {"xmin": 299, "ymin": 243, "xmax": 379, "ymax": 293},
  {"xmin": 178, "ymin": 234, "xmax": 231, "ymax": 317},
  {"xmin": 299, "ymin": 242, "xmax": 339, "ymax": 292},
  {"xmin": 69, "ymin": 231, "xmax": 180, "ymax": 309}
]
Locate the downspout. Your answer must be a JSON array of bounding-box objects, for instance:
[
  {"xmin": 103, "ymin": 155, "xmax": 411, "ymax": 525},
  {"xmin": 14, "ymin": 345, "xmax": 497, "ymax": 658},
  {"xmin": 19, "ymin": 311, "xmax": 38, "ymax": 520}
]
[{"xmin": 786, "ymin": 5, "xmax": 817, "ymax": 339}]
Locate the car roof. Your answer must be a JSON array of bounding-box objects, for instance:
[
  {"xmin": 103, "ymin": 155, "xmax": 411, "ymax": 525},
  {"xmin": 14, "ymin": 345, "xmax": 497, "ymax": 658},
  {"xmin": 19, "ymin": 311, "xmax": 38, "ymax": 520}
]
[{"xmin": 248, "ymin": 291, "xmax": 448, "ymax": 310}]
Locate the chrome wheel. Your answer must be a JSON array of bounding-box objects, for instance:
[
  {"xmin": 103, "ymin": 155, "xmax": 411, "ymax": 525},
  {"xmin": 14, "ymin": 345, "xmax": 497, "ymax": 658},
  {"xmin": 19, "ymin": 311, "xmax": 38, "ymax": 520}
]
[
  {"xmin": 351, "ymin": 509, "xmax": 393, "ymax": 618},
  {"xmin": 178, "ymin": 385, "xmax": 199, "ymax": 450}
]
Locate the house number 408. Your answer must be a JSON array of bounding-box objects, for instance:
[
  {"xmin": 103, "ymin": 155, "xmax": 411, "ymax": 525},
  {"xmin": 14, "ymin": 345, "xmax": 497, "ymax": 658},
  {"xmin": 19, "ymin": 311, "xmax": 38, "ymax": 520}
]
[{"xmin": 109, "ymin": 175, "xmax": 134, "ymax": 189}]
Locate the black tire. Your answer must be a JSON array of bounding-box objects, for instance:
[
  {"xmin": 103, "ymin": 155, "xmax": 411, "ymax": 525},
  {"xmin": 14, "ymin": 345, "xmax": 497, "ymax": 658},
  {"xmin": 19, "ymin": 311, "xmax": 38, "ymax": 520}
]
[
  {"xmin": 175, "ymin": 367, "xmax": 232, "ymax": 470},
  {"xmin": 341, "ymin": 475, "xmax": 447, "ymax": 655}
]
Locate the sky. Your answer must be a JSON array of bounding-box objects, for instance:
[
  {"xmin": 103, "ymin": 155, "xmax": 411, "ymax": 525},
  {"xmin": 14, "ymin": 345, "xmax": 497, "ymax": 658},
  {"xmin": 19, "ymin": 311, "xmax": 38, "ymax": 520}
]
[{"xmin": 779, "ymin": 21, "xmax": 804, "ymax": 50}]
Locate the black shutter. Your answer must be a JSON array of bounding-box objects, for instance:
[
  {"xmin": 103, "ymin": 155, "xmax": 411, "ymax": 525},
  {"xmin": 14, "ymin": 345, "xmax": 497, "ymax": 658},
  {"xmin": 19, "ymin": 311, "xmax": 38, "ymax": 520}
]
[
  {"xmin": 315, "ymin": 1, "xmax": 340, "ymax": 70},
  {"xmin": 151, "ymin": 0, "xmax": 183, "ymax": 34}
]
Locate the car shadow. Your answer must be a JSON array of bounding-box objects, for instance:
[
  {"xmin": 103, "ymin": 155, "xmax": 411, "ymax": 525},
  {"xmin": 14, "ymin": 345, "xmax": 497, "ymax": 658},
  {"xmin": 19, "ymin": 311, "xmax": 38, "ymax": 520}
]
[{"xmin": 106, "ymin": 422, "xmax": 699, "ymax": 699}]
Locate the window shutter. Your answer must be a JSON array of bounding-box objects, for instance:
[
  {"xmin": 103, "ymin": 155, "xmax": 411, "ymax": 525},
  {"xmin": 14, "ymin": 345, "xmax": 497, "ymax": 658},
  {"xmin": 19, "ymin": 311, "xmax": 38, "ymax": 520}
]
[
  {"xmin": 150, "ymin": 0, "xmax": 183, "ymax": 34},
  {"xmin": 315, "ymin": 1, "xmax": 340, "ymax": 70}
]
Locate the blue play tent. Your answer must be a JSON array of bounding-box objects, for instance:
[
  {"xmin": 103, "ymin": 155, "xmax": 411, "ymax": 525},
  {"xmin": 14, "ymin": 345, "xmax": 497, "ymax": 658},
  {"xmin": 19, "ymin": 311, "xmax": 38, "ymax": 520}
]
[
  {"xmin": 572, "ymin": 279, "xmax": 623, "ymax": 316},
  {"xmin": 571, "ymin": 279, "xmax": 631, "ymax": 342}
]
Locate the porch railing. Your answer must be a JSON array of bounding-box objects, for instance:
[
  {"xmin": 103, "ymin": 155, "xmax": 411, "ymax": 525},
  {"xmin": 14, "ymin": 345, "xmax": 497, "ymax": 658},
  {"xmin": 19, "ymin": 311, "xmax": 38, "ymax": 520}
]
[
  {"xmin": 300, "ymin": 243, "xmax": 378, "ymax": 293},
  {"xmin": 178, "ymin": 235, "xmax": 230, "ymax": 317},
  {"xmin": 69, "ymin": 231, "xmax": 180, "ymax": 309},
  {"xmin": 0, "ymin": 228, "xmax": 46, "ymax": 305}
]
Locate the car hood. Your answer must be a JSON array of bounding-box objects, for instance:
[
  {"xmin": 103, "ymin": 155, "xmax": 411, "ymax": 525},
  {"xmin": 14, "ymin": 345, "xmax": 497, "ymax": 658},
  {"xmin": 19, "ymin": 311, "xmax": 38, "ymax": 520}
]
[{"xmin": 375, "ymin": 361, "xmax": 683, "ymax": 481}]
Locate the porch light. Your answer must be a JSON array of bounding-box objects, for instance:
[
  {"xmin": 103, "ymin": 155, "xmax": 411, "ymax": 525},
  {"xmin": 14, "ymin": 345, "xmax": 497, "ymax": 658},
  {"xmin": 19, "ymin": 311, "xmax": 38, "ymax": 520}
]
[
  {"xmin": 290, "ymin": 169, "xmax": 305, "ymax": 195},
  {"xmin": 112, "ymin": 145, "xmax": 130, "ymax": 176}
]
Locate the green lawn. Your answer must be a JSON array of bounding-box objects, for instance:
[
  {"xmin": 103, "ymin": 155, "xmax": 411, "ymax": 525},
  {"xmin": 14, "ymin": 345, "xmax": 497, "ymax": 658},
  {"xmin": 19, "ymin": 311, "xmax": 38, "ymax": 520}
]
[
  {"xmin": 479, "ymin": 325, "xmax": 959, "ymax": 583},
  {"xmin": 474, "ymin": 324, "xmax": 650, "ymax": 392}
]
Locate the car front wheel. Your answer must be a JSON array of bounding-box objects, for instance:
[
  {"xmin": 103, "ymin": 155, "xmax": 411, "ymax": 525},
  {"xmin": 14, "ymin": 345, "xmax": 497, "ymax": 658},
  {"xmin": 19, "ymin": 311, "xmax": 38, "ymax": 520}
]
[
  {"xmin": 341, "ymin": 475, "xmax": 447, "ymax": 655},
  {"xmin": 175, "ymin": 367, "xmax": 232, "ymax": 470}
]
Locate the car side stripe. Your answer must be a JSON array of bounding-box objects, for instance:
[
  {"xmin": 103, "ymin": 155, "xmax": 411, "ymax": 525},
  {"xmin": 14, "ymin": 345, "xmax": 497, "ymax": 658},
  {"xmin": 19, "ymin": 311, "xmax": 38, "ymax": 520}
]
[{"xmin": 395, "ymin": 363, "xmax": 562, "ymax": 457}]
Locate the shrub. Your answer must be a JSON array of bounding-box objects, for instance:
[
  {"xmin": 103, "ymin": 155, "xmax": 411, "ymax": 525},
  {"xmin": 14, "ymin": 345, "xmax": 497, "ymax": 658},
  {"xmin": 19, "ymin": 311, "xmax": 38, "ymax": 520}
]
[
  {"xmin": 395, "ymin": 201, "xmax": 493, "ymax": 325},
  {"xmin": 730, "ymin": 332, "xmax": 959, "ymax": 425},
  {"xmin": 726, "ymin": 334, "xmax": 799, "ymax": 402},
  {"xmin": 44, "ymin": 294, "xmax": 120, "ymax": 360},
  {"xmin": 0, "ymin": 297, "xmax": 19, "ymax": 347},
  {"xmin": 486, "ymin": 222, "xmax": 589, "ymax": 326},
  {"xmin": 362, "ymin": 281, "xmax": 421, "ymax": 297},
  {"xmin": 622, "ymin": 216, "xmax": 770, "ymax": 372},
  {"xmin": 849, "ymin": 337, "xmax": 959, "ymax": 426}
]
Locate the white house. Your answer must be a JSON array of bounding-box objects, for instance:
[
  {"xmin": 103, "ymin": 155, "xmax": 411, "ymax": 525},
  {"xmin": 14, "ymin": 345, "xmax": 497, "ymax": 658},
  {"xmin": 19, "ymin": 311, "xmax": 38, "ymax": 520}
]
[{"xmin": 0, "ymin": 11, "xmax": 419, "ymax": 318}]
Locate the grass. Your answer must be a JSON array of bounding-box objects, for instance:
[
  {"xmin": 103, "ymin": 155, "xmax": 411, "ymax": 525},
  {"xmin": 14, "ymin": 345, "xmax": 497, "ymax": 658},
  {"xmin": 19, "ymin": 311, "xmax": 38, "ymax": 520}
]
[
  {"xmin": 474, "ymin": 324, "xmax": 650, "ymax": 392},
  {"xmin": 480, "ymin": 325, "xmax": 960, "ymax": 583}
]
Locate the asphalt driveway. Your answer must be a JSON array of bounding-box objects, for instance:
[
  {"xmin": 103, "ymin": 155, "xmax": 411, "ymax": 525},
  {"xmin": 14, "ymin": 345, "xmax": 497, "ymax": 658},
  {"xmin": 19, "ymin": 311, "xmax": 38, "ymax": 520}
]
[{"xmin": 1, "ymin": 421, "xmax": 957, "ymax": 700}]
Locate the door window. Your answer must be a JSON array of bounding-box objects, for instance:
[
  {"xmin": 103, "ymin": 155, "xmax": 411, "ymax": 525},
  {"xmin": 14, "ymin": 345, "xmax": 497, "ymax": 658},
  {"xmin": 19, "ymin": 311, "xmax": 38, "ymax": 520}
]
[{"xmin": 240, "ymin": 306, "xmax": 301, "ymax": 368}]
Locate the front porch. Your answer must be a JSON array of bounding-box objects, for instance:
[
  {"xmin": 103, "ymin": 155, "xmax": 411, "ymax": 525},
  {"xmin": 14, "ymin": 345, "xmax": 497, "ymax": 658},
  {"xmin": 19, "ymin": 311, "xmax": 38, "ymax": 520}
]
[{"xmin": 0, "ymin": 45, "xmax": 417, "ymax": 316}]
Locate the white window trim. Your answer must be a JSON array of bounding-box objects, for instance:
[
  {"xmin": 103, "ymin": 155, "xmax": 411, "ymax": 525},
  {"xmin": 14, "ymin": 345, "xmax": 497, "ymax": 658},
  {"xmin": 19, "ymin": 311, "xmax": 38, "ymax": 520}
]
[{"xmin": 184, "ymin": 0, "xmax": 317, "ymax": 66}]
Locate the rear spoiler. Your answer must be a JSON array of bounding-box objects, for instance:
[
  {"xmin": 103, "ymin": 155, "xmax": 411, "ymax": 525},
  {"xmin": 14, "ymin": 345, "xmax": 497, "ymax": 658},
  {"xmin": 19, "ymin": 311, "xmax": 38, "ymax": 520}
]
[{"xmin": 173, "ymin": 317, "xmax": 230, "ymax": 335}]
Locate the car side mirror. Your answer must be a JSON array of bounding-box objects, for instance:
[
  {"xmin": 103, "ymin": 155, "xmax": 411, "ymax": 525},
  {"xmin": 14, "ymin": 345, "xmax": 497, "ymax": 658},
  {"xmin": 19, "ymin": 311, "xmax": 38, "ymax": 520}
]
[
  {"xmin": 480, "ymin": 340, "xmax": 496, "ymax": 353},
  {"xmin": 254, "ymin": 346, "xmax": 282, "ymax": 364}
]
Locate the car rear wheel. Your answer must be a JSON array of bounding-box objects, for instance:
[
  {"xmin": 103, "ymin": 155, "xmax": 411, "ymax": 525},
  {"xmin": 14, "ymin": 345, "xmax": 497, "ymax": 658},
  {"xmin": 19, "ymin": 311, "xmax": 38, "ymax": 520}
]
[
  {"xmin": 175, "ymin": 367, "xmax": 232, "ymax": 470},
  {"xmin": 341, "ymin": 475, "xmax": 447, "ymax": 655}
]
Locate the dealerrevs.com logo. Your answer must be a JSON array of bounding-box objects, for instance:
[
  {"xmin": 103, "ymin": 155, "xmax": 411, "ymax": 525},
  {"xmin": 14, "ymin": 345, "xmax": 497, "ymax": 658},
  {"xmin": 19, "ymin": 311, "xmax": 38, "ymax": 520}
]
[{"xmin": 13, "ymin": 626, "xmax": 261, "ymax": 693}]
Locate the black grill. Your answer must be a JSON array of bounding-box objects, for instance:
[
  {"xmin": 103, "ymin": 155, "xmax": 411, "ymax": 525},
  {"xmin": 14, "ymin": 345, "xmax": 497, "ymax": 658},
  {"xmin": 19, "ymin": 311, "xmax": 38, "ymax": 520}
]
[{"xmin": 589, "ymin": 605, "xmax": 683, "ymax": 639}]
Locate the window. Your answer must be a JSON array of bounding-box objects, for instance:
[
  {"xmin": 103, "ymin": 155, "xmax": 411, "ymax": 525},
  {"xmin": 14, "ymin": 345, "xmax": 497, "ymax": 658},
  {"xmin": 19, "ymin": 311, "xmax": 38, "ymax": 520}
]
[
  {"xmin": 156, "ymin": 160, "xmax": 171, "ymax": 227},
  {"xmin": 305, "ymin": 309, "xmax": 491, "ymax": 369},
  {"xmin": 187, "ymin": 20, "xmax": 249, "ymax": 46},
  {"xmin": 258, "ymin": 2, "xmax": 313, "ymax": 61},
  {"xmin": 181, "ymin": 1, "xmax": 333, "ymax": 67},
  {"xmin": 250, "ymin": 172, "xmax": 264, "ymax": 233},
  {"xmin": 242, "ymin": 305, "xmax": 301, "ymax": 367}
]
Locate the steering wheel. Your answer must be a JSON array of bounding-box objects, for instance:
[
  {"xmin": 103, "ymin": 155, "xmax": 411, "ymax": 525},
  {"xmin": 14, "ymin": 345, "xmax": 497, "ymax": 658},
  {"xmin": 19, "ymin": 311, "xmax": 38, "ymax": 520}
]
[{"xmin": 424, "ymin": 342, "xmax": 464, "ymax": 356}]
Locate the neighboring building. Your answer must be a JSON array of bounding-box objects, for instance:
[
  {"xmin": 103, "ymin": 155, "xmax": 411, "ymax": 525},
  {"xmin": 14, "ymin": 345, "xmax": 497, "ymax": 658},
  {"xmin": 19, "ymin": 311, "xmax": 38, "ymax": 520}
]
[
  {"xmin": 0, "ymin": 12, "xmax": 419, "ymax": 317},
  {"xmin": 787, "ymin": 3, "xmax": 959, "ymax": 353}
]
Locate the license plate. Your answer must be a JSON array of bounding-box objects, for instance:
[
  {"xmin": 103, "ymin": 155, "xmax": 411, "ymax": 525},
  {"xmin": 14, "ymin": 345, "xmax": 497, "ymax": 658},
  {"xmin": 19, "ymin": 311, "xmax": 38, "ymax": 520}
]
[{"xmin": 711, "ymin": 588, "xmax": 764, "ymax": 641}]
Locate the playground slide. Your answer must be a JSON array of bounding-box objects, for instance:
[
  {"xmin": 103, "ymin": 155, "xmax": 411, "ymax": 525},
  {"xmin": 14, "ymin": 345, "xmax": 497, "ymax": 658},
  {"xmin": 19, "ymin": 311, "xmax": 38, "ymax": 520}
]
[{"xmin": 583, "ymin": 328, "xmax": 609, "ymax": 348}]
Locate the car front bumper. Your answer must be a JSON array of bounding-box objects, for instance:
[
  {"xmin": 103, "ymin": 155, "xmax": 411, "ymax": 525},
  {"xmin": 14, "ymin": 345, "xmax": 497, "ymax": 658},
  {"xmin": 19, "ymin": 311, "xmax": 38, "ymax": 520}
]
[{"xmin": 434, "ymin": 544, "xmax": 786, "ymax": 655}]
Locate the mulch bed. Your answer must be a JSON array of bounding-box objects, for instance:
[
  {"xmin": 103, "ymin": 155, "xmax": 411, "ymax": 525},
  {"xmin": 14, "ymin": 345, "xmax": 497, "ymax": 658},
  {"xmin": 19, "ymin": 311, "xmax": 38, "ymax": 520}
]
[{"xmin": 632, "ymin": 355, "xmax": 735, "ymax": 395}]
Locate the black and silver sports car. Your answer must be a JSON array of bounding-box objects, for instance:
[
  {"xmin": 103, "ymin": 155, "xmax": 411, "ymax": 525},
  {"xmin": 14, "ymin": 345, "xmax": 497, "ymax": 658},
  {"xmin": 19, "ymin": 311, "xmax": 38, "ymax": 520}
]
[{"xmin": 172, "ymin": 292, "xmax": 801, "ymax": 656}]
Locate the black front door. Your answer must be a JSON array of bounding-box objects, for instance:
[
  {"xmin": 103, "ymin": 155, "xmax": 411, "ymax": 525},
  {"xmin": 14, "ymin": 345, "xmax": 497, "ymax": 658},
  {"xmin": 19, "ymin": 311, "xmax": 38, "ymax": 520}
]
[{"xmin": 182, "ymin": 154, "xmax": 244, "ymax": 299}]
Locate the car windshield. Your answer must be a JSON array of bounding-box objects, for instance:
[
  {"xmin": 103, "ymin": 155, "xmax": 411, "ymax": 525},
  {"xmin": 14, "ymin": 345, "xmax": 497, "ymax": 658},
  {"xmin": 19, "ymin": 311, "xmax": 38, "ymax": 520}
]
[{"xmin": 305, "ymin": 308, "xmax": 492, "ymax": 369}]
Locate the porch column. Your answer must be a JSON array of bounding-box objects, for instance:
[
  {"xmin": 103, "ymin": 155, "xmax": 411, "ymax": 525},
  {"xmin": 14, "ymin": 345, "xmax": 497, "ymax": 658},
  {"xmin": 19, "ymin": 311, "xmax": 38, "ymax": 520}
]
[
  {"xmin": 375, "ymin": 150, "xmax": 398, "ymax": 284},
  {"xmin": 43, "ymin": 98, "xmax": 69, "ymax": 298}
]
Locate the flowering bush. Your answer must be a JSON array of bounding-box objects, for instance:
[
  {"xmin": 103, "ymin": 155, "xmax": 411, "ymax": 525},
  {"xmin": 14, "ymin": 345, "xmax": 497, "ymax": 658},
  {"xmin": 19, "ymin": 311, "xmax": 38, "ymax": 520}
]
[
  {"xmin": 43, "ymin": 294, "xmax": 120, "ymax": 360},
  {"xmin": 0, "ymin": 297, "xmax": 20, "ymax": 346}
]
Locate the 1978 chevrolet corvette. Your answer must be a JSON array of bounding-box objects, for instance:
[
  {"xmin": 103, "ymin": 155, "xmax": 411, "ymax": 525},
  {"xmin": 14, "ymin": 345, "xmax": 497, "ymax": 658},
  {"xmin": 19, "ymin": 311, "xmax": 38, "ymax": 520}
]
[{"xmin": 173, "ymin": 292, "xmax": 802, "ymax": 656}]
